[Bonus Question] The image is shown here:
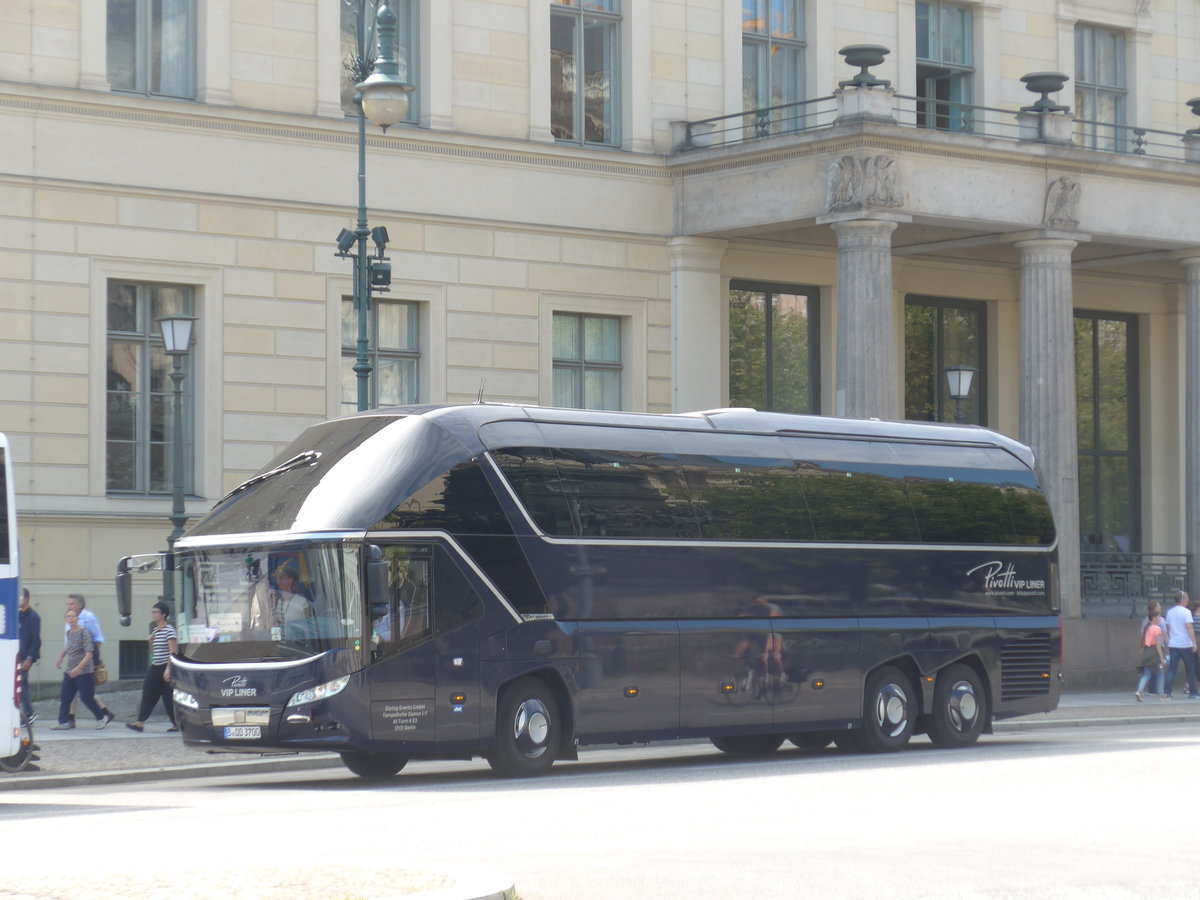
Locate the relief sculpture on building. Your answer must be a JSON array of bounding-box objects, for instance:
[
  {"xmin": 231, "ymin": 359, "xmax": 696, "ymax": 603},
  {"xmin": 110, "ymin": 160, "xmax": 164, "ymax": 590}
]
[
  {"xmin": 826, "ymin": 154, "xmax": 904, "ymax": 213},
  {"xmin": 1043, "ymin": 176, "xmax": 1081, "ymax": 228}
]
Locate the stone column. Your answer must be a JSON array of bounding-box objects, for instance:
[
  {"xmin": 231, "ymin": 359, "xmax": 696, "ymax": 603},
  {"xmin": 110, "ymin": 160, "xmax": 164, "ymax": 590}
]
[
  {"xmin": 1181, "ymin": 257, "xmax": 1200, "ymax": 599},
  {"xmin": 668, "ymin": 236, "xmax": 728, "ymax": 413},
  {"xmin": 826, "ymin": 215, "xmax": 905, "ymax": 419},
  {"xmin": 1015, "ymin": 237, "xmax": 1082, "ymax": 618}
]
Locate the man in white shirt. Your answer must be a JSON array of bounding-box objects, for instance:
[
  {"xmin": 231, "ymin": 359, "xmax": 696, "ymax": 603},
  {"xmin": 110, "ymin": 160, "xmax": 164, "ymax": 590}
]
[{"xmin": 1163, "ymin": 590, "xmax": 1199, "ymax": 700}]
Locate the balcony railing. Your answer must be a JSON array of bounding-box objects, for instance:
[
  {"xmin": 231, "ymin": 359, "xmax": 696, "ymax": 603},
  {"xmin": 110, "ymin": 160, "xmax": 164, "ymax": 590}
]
[
  {"xmin": 678, "ymin": 94, "xmax": 1200, "ymax": 165},
  {"xmin": 1080, "ymin": 552, "xmax": 1191, "ymax": 619}
]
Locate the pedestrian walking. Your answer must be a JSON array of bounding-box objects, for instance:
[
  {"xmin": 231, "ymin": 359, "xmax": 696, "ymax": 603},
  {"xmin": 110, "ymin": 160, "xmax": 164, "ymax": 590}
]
[
  {"xmin": 1135, "ymin": 609, "xmax": 1167, "ymax": 701},
  {"xmin": 62, "ymin": 594, "xmax": 115, "ymax": 724},
  {"xmin": 17, "ymin": 588, "xmax": 41, "ymax": 721},
  {"xmin": 52, "ymin": 609, "xmax": 115, "ymax": 730},
  {"xmin": 126, "ymin": 601, "xmax": 178, "ymax": 732},
  {"xmin": 1163, "ymin": 590, "xmax": 1199, "ymax": 699}
]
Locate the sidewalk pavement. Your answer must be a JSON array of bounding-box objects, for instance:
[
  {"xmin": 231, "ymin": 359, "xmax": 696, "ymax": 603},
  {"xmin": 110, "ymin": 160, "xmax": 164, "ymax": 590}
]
[{"xmin": 7, "ymin": 685, "xmax": 1199, "ymax": 793}]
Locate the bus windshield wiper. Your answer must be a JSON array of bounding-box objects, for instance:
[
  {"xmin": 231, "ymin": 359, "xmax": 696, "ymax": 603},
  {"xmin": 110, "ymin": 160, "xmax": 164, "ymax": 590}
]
[{"xmin": 220, "ymin": 451, "xmax": 322, "ymax": 502}]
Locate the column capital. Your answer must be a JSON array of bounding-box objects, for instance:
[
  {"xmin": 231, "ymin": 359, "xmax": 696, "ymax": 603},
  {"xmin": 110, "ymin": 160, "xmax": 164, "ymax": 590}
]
[
  {"xmin": 1005, "ymin": 228, "xmax": 1091, "ymax": 248},
  {"xmin": 817, "ymin": 210, "xmax": 911, "ymax": 228},
  {"xmin": 666, "ymin": 236, "xmax": 728, "ymax": 272},
  {"xmin": 1169, "ymin": 250, "xmax": 1200, "ymax": 273}
]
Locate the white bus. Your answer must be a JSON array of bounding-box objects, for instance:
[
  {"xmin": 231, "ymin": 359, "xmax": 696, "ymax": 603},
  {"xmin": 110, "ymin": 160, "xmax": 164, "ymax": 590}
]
[{"xmin": 1, "ymin": 432, "xmax": 34, "ymax": 772}]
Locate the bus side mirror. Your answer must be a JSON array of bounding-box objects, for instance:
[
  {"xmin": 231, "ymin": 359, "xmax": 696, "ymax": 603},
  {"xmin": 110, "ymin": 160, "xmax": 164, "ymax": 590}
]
[
  {"xmin": 365, "ymin": 544, "xmax": 388, "ymax": 610},
  {"xmin": 116, "ymin": 557, "xmax": 133, "ymax": 627}
]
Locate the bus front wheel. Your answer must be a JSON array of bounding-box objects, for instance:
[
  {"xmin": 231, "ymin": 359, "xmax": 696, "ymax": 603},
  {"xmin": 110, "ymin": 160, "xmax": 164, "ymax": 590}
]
[
  {"xmin": 340, "ymin": 751, "xmax": 408, "ymax": 779},
  {"xmin": 927, "ymin": 663, "xmax": 986, "ymax": 748},
  {"xmin": 488, "ymin": 677, "xmax": 560, "ymax": 778},
  {"xmin": 857, "ymin": 665, "xmax": 916, "ymax": 753},
  {"xmin": 711, "ymin": 734, "xmax": 784, "ymax": 755}
]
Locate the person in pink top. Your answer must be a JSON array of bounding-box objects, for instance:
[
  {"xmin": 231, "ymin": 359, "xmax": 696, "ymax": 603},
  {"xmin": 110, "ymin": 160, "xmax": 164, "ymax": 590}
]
[{"xmin": 1135, "ymin": 610, "xmax": 1166, "ymax": 701}]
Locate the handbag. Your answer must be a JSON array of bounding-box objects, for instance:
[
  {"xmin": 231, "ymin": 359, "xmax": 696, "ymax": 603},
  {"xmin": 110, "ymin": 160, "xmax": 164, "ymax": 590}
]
[
  {"xmin": 93, "ymin": 661, "xmax": 109, "ymax": 686},
  {"xmin": 1138, "ymin": 644, "xmax": 1159, "ymax": 668}
]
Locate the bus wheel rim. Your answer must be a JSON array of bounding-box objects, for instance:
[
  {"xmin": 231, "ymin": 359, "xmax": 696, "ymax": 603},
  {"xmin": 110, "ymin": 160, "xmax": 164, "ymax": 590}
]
[
  {"xmin": 948, "ymin": 680, "xmax": 978, "ymax": 731},
  {"xmin": 513, "ymin": 699, "xmax": 550, "ymax": 758},
  {"xmin": 875, "ymin": 683, "xmax": 909, "ymax": 737}
]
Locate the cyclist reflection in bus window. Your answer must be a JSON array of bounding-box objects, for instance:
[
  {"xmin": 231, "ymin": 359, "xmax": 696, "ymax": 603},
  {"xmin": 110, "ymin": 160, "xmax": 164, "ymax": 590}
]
[
  {"xmin": 733, "ymin": 595, "xmax": 784, "ymax": 694},
  {"xmin": 250, "ymin": 561, "xmax": 312, "ymax": 640}
]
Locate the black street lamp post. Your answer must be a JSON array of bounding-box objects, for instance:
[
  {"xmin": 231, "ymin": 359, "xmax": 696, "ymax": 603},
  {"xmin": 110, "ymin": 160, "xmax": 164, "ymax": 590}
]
[
  {"xmin": 157, "ymin": 313, "xmax": 195, "ymax": 609},
  {"xmin": 337, "ymin": 0, "xmax": 413, "ymax": 411}
]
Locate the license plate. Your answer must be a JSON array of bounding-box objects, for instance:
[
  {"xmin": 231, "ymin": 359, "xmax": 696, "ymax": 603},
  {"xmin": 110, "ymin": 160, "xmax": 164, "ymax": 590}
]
[{"xmin": 223, "ymin": 726, "xmax": 262, "ymax": 740}]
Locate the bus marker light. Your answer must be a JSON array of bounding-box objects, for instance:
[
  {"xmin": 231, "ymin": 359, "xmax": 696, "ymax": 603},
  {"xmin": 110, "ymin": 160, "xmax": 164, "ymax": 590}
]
[
  {"xmin": 450, "ymin": 693, "xmax": 466, "ymax": 704},
  {"xmin": 811, "ymin": 680, "xmax": 825, "ymax": 690},
  {"xmin": 624, "ymin": 686, "xmax": 639, "ymax": 698},
  {"xmin": 720, "ymin": 682, "xmax": 735, "ymax": 693}
]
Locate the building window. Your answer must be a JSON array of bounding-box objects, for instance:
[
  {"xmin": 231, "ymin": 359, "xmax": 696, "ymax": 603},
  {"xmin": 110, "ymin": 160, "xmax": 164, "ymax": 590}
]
[
  {"xmin": 340, "ymin": 0, "xmax": 418, "ymax": 122},
  {"xmin": 904, "ymin": 296, "xmax": 986, "ymax": 425},
  {"xmin": 742, "ymin": 1, "xmax": 805, "ymax": 133},
  {"xmin": 1075, "ymin": 24, "xmax": 1126, "ymax": 151},
  {"xmin": 728, "ymin": 280, "xmax": 819, "ymax": 414},
  {"xmin": 915, "ymin": 1, "xmax": 973, "ymax": 131},
  {"xmin": 341, "ymin": 298, "xmax": 420, "ymax": 413},
  {"xmin": 1075, "ymin": 312, "xmax": 1139, "ymax": 554},
  {"xmin": 553, "ymin": 312, "xmax": 622, "ymax": 410},
  {"xmin": 107, "ymin": 0, "xmax": 196, "ymax": 99},
  {"xmin": 106, "ymin": 281, "xmax": 194, "ymax": 494},
  {"xmin": 550, "ymin": 0, "xmax": 620, "ymax": 146}
]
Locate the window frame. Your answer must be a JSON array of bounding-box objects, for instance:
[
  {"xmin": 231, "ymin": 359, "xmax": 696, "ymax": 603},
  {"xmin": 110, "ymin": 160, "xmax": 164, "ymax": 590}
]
[
  {"xmin": 105, "ymin": 279, "xmax": 196, "ymax": 496},
  {"xmin": 339, "ymin": 0, "xmax": 420, "ymax": 125},
  {"xmin": 728, "ymin": 279, "xmax": 821, "ymax": 416},
  {"xmin": 1074, "ymin": 23, "xmax": 1127, "ymax": 151},
  {"xmin": 1074, "ymin": 309, "xmax": 1140, "ymax": 554},
  {"xmin": 551, "ymin": 310, "xmax": 624, "ymax": 411},
  {"xmin": 903, "ymin": 295, "xmax": 988, "ymax": 426},
  {"xmin": 550, "ymin": 0, "xmax": 622, "ymax": 148},
  {"xmin": 340, "ymin": 297, "xmax": 421, "ymax": 414},
  {"xmin": 106, "ymin": 0, "xmax": 197, "ymax": 100},
  {"xmin": 741, "ymin": 0, "xmax": 807, "ymax": 124},
  {"xmin": 914, "ymin": 0, "xmax": 974, "ymax": 132}
]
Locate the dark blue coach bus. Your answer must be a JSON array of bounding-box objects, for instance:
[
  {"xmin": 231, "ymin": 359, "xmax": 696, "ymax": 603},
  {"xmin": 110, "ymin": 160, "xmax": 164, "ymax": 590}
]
[{"xmin": 117, "ymin": 405, "xmax": 1061, "ymax": 778}]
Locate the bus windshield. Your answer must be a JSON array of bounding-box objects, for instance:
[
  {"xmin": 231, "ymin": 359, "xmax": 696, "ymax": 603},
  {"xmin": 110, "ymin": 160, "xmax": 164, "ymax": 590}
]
[{"xmin": 175, "ymin": 543, "xmax": 365, "ymax": 664}]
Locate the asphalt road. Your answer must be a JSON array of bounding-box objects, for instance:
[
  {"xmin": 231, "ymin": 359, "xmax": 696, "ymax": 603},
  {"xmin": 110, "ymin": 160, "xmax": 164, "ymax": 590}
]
[{"xmin": 3, "ymin": 719, "xmax": 1198, "ymax": 900}]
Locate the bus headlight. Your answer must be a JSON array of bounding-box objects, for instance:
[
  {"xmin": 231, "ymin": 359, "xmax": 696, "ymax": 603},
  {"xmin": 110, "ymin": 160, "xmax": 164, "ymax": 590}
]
[
  {"xmin": 173, "ymin": 688, "xmax": 199, "ymax": 710},
  {"xmin": 286, "ymin": 675, "xmax": 349, "ymax": 708}
]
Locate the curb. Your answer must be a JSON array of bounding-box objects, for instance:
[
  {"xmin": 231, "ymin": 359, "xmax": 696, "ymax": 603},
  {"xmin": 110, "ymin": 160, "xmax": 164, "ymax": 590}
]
[
  {"xmin": 0, "ymin": 751, "xmax": 343, "ymax": 792},
  {"xmin": 994, "ymin": 713, "xmax": 1200, "ymax": 732}
]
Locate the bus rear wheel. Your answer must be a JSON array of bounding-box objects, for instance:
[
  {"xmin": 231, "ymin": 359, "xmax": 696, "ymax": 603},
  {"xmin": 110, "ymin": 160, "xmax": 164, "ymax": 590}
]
[
  {"xmin": 857, "ymin": 665, "xmax": 916, "ymax": 753},
  {"xmin": 927, "ymin": 663, "xmax": 986, "ymax": 749},
  {"xmin": 487, "ymin": 677, "xmax": 560, "ymax": 778},
  {"xmin": 711, "ymin": 734, "xmax": 784, "ymax": 755},
  {"xmin": 340, "ymin": 751, "xmax": 408, "ymax": 779},
  {"xmin": 0, "ymin": 714, "xmax": 34, "ymax": 773}
]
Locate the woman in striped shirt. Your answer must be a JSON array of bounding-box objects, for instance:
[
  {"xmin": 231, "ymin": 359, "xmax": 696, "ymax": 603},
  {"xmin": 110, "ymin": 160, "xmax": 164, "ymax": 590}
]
[{"xmin": 126, "ymin": 601, "xmax": 178, "ymax": 733}]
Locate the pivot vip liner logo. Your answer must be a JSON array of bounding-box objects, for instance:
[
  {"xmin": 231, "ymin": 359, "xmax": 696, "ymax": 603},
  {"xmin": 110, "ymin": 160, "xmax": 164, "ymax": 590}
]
[
  {"xmin": 967, "ymin": 561, "xmax": 1047, "ymax": 597},
  {"xmin": 221, "ymin": 675, "xmax": 257, "ymax": 698}
]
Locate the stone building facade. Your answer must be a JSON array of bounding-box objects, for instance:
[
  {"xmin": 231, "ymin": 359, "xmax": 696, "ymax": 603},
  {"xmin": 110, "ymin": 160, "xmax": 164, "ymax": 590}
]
[{"xmin": 1, "ymin": 0, "xmax": 1197, "ymax": 686}]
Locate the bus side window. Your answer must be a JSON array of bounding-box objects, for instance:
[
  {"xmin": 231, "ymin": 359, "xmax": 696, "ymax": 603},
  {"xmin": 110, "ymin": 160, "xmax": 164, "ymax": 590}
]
[
  {"xmin": 372, "ymin": 548, "xmax": 432, "ymax": 661},
  {"xmin": 433, "ymin": 547, "xmax": 484, "ymax": 636}
]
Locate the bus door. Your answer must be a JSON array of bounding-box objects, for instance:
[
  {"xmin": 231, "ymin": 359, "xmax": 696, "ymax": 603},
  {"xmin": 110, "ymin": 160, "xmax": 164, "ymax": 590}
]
[
  {"xmin": 428, "ymin": 545, "xmax": 492, "ymax": 749},
  {"xmin": 679, "ymin": 618, "xmax": 776, "ymax": 734},
  {"xmin": 368, "ymin": 545, "xmax": 437, "ymax": 748},
  {"xmin": 771, "ymin": 617, "xmax": 862, "ymax": 732}
]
